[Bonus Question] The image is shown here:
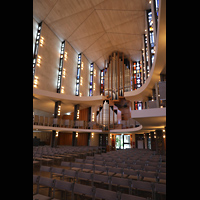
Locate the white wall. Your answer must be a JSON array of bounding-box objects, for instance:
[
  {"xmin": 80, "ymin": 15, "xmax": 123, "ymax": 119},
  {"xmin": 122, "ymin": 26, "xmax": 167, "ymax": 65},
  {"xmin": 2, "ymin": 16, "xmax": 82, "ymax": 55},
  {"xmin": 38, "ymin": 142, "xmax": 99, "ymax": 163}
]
[
  {"xmin": 93, "ymin": 63, "xmax": 100, "ymax": 96},
  {"xmin": 131, "ymin": 107, "xmax": 166, "ymax": 118},
  {"xmin": 80, "ymin": 54, "xmax": 90, "ymax": 96},
  {"xmin": 61, "ymin": 41, "xmax": 78, "ymax": 95}
]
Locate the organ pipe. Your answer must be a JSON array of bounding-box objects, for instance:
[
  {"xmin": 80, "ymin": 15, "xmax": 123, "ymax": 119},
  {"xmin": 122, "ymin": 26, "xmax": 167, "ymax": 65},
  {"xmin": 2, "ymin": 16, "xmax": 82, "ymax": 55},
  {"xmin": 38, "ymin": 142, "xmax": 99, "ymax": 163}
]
[{"xmin": 104, "ymin": 52, "xmax": 131, "ymax": 100}]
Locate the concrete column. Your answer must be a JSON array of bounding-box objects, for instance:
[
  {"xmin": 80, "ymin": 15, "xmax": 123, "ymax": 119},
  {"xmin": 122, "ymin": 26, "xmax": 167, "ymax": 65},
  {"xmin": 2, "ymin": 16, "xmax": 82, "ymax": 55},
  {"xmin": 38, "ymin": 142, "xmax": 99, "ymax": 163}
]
[{"xmin": 144, "ymin": 133, "xmax": 148, "ymax": 149}]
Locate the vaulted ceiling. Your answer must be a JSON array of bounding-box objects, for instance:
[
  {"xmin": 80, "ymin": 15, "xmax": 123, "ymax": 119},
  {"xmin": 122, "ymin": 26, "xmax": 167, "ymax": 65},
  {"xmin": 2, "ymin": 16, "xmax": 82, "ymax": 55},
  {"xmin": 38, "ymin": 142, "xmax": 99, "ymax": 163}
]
[{"xmin": 33, "ymin": 0, "xmax": 151, "ymax": 69}]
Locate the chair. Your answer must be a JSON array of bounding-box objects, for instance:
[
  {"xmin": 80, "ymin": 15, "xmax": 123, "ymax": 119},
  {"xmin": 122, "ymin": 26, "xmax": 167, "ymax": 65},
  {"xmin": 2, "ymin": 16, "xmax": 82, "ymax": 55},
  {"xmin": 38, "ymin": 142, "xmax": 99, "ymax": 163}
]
[
  {"xmin": 51, "ymin": 167, "xmax": 64, "ymax": 179},
  {"xmin": 136, "ymin": 161, "xmax": 146, "ymax": 166},
  {"xmin": 154, "ymin": 183, "xmax": 166, "ymax": 198},
  {"xmin": 108, "ymin": 167, "xmax": 123, "ymax": 177},
  {"xmin": 61, "ymin": 161, "xmax": 71, "ymax": 169},
  {"xmin": 144, "ymin": 166, "xmax": 157, "ymax": 172},
  {"xmin": 85, "ymin": 159, "xmax": 94, "ymax": 165},
  {"xmin": 132, "ymin": 180, "xmax": 154, "ymax": 199},
  {"xmin": 123, "ymin": 169, "xmax": 139, "ymax": 180},
  {"xmin": 52, "ymin": 179, "xmax": 73, "ymax": 200},
  {"xmin": 63, "ymin": 169, "xmax": 77, "ymax": 182},
  {"xmin": 73, "ymin": 183, "xmax": 95, "ymax": 200},
  {"xmin": 110, "ymin": 176, "xmax": 132, "ymax": 194},
  {"xmin": 105, "ymin": 161, "xmax": 116, "ymax": 167},
  {"xmin": 158, "ymin": 167, "xmax": 166, "ymax": 173},
  {"xmin": 94, "ymin": 160, "xmax": 105, "ymax": 166},
  {"xmin": 130, "ymin": 164, "xmax": 143, "ymax": 171},
  {"xmin": 117, "ymin": 163, "xmax": 128, "ymax": 169},
  {"xmin": 33, "ymin": 160, "xmax": 40, "ymax": 171},
  {"xmin": 82, "ymin": 164, "xmax": 94, "ymax": 173},
  {"xmin": 157, "ymin": 173, "xmax": 166, "ymax": 184},
  {"xmin": 33, "ymin": 175, "xmax": 40, "ymax": 195},
  {"xmin": 139, "ymin": 171, "xmax": 157, "ymax": 182},
  {"xmin": 92, "ymin": 173, "xmax": 110, "ymax": 190},
  {"xmin": 95, "ymin": 156, "xmax": 104, "ymax": 161},
  {"xmin": 33, "ymin": 176, "xmax": 54, "ymax": 200},
  {"xmin": 94, "ymin": 188, "xmax": 120, "ymax": 200},
  {"xmin": 42, "ymin": 156, "xmax": 54, "ymax": 166},
  {"xmin": 77, "ymin": 171, "xmax": 93, "ymax": 185},
  {"xmin": 104, "ymin": 158, "xmax": 113, "ymax": 162},
  {"xmin": 125, "ymin": 160, "xmax": 134, "ymax": 165},
  {"xmin": 94, "ymin": 165, "xmax": 107, "ymax": 174},
  {"xmin": 75, "ymin": 158, "xmax": 85, "ymax": 163},
  {"xmin": 86, "ymin": 156, "xmax": 94, "ymax": 160},
  {"xmin": 71, "ymin": 163, "xmax": 83, "ymax": 171},
  {"xmin": 40, "ymin": 166, "xmax": 52, "ymax": 178}
]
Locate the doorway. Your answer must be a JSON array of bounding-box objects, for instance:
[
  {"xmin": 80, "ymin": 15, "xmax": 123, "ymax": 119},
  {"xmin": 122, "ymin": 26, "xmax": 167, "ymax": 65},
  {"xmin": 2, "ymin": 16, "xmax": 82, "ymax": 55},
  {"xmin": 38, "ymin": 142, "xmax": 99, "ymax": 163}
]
[
  {"xmin": 116, "ymin": 134, "xmax": 131, "ymax": 149},
  {"xmin": 135, "ymin": 134, "xmax": 144, "ymax": 149}
]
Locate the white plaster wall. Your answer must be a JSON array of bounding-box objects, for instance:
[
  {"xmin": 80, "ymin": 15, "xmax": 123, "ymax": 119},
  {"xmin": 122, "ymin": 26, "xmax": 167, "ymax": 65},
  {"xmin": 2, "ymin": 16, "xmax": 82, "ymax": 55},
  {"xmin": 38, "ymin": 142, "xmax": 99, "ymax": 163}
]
[
  {"xmin": 62, "ymin": 41, "xmax": 78, "ymax": 95},
  {"xmin": 79, "ymin": 54, "xmax": 90, "ymax": 96},
  {"xmin": 93, "ymin": 63, "xmax": 100, "ymax": 96}
]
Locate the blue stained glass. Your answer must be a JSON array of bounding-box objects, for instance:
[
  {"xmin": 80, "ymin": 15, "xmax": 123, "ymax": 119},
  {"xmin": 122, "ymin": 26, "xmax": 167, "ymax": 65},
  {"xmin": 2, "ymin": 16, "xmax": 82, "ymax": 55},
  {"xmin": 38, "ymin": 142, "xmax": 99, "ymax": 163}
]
[{"xmin": 77, "ymin": 68, "xmax": 80, "ymax": 77}]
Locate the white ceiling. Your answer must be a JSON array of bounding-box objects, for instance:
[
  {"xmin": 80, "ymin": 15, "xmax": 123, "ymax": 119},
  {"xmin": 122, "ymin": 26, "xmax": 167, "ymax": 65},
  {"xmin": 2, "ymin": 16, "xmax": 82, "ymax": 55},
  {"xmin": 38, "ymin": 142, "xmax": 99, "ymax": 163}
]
[{"xmin": 33, "ymin": 0, "xmax": 151, "ymax": 69}]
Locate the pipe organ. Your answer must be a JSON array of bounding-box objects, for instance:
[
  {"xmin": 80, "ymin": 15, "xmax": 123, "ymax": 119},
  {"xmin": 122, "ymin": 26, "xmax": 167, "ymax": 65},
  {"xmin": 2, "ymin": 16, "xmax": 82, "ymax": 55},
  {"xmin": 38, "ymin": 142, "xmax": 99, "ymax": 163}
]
[
  {"xmin": 96, "ymin": 99, "xmax": 121, "ymax": 131},
  {"xmin": 95, "ymin": 52, "xmax": 135, "ymax": 131},
  {"xmin": 104, "ymin": 52, "xmax": 131, "ymax": 100}
]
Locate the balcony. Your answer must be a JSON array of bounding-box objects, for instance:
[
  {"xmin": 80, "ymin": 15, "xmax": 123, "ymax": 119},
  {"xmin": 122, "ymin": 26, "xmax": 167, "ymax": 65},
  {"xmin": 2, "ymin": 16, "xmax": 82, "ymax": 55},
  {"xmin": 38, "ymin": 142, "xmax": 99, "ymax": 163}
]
[{"xmin": 33, "ymin": 115, "xmax": 142, "ymax": 133}]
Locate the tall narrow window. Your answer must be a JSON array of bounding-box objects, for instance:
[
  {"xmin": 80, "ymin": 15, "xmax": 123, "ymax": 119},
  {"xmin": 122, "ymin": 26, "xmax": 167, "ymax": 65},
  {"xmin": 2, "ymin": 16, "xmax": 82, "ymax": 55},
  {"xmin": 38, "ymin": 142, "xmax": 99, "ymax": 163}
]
[
  {"xmin": 89, "ymin": 63, "xmax": 94, "ymax": 96},
  {"xmin": 152, "ymin": 0, "xmax": 159, "ymax": 36},
  {"xmin": 134, "ymin": 101, "xmax": 143, "ymax": 110},
  {"xmin": 147, "ymin": 10, "xmax": 155, "ymax": 68},
  {"xmin": 141, "ymin": 49, "xmax": 146, "ymax": 84},
  {"xmin": 57, "ymin": 41, "xmax": 65, "ymax": 93},
  {"xmin": 144, "ymin": 34, "xmax": 150, "ymax": 78},
  {"xmin": 155, "ymin": 0, "xmax": 159, "ymax": 23},
  {"xmin": 100, "ymin": 69, "xmax": 104, "ymax": 95},
  {"xmin": 75, "ymin": 53, "xmax": 81, "ymax": 96},
  {"xmin": 133, "ymin": 61, "xmax": 142, "ymax": 90},
  {"xmin": 33, "ymin": 22, "xmax": 42, "ymax": 80}
]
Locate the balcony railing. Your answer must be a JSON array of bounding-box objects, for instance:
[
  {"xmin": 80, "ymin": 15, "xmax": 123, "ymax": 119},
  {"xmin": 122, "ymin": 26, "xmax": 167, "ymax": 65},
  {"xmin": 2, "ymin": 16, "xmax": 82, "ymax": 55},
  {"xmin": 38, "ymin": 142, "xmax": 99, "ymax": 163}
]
[{"xmin": 33, "ymin": 115, "xmax": 140, "ymax": 130}]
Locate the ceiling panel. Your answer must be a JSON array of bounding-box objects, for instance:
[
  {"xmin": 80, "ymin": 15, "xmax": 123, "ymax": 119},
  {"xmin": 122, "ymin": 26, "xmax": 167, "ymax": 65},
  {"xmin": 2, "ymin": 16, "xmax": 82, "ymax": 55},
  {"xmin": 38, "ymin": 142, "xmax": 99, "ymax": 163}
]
[
  {"xmin": 33, "ymin": 0, "xmax": 57, "ymax": 22},
  {"xmin": 69, "ymin": 32, "xmax": 105, "ymax": 54},
  {"xmin": 47, "ymin": 8, "xmax": 95, "ymax": 40},
  {"xmin": 44, "ymin": 0, "xmax": 94, "ymax": 24},
  {"xmin": 67, "ymin": 11, "xmax": 105, "ymax": 43},
  {"xmin": 94, "ymin": 0, "xmax": 149, "ymax": 11}
]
